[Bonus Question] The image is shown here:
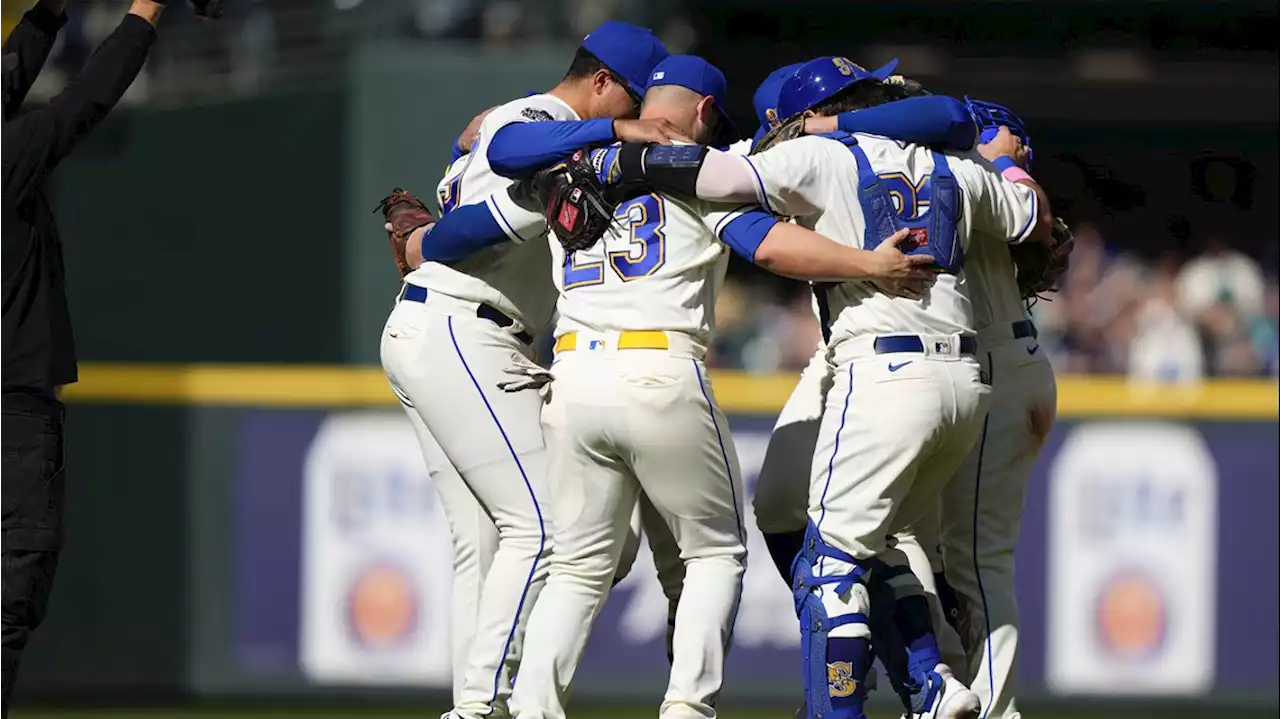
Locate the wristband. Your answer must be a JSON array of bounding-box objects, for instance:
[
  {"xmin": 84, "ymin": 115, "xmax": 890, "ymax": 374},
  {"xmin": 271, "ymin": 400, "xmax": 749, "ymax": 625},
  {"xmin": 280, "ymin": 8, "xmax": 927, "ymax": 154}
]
[
  {"xmin": 991, "ymin": 156, "xmax": 1019, "ymax": 173},
  {"xmin": 1002, "ymin": 165, "xmax": 1032, "ymax": 184}
]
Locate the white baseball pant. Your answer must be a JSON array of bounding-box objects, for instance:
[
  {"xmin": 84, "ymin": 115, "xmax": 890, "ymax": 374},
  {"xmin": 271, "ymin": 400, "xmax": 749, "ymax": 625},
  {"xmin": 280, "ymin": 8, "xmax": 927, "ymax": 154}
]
[
  {"xmin": 616, "ymin": 493, "xmax": 687, "ymax": 662},
  {"xmin": 942, "ymin": 327, "xmax": 1057, "ymax": 719},
  {"xmin": 807, "ymin": 335, "xmax": 989, "ymax": 647},
  {"xmin": 512, "ymin": 338, "xmax": 746, "ymax": 719},
  {"xmin": 398, "ymin": 412, "xmax": 499, "ymax": 701},
  {"xmin": 381, "ymin": 292, "xmax": 551, "ymax": 719},
  {"xmin": 753, "ymin": 342, "xmax": 969, "ymax": 678}
]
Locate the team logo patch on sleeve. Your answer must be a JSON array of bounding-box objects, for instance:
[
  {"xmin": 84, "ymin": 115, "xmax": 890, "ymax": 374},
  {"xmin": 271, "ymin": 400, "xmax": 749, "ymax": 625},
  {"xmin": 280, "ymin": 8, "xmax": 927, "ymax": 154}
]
[
  {"xmin": 828, "ymin": 661, "xmax": 857, "ymax": 697},
  {"xmin": 521, "ymin": 107, "xmax": 554, "ymax": 123}
]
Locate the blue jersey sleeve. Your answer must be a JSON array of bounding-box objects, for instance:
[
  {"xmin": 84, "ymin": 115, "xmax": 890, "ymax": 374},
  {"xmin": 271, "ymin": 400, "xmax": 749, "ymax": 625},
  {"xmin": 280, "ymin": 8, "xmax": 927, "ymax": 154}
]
[
  {"xmin": 719, "ymin": 208, "xmax": 779, "ymax": 262},
  {"xmin": 838, "ymin": 96, "xmax": 976, "ymax": 151},
  {"xmin": 487, "ymin": 119, "xmax": 617, "ymax": 177},
  {"xmin": 416, "ymin": 200, "xmax": 510, "ymax": 264}
]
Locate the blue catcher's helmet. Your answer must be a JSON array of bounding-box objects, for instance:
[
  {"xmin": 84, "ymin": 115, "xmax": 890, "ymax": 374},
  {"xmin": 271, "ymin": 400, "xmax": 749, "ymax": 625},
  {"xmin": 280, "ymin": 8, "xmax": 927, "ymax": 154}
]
[
  {"xmin": 776, "ymin": 56, "xmax": 899, "ymax": 122},
  {"xmin": 966, "ymin": 97, "xmax": 1033, "ymax": 169},
  {"xmin": 752, "ymin": 63, "xmax": 803, "ymax": 139}
]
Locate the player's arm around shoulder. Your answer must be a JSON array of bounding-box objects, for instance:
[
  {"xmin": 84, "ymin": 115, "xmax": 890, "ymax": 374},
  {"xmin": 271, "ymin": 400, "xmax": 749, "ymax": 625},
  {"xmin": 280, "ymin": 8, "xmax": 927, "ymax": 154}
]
[
  {"xmin": 482, "ymin": 96, "xmax": 608, "ymax": 177},
  {"xmin": 708, "ymin": 202, "xmax": 937, "ymax": 300},
  {"xmin": 739, "ymin": 134, "xmax": 844, "ymax": 218},
  {"xmin": 954, "ymin": 127, "xmax": 1054, "ymax": 247}
]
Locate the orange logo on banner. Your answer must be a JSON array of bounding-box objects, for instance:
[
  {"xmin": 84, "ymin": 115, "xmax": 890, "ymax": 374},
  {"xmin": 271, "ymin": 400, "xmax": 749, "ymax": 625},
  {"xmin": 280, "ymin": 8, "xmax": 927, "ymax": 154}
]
[
  {"xmin": 347, "ymin": 564, "xmax": 418, "ymax": 649},
  {"xmin": 1095, "ymin": 571, "xmax": 1167, "ymax": 659}
]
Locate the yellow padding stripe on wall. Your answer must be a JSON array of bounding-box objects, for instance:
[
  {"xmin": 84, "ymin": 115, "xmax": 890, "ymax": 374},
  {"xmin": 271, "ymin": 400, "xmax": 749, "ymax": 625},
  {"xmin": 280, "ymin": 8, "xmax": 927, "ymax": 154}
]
[{"xmin": 63, "ymin": 363, "xmax": 1279, "ymax": 419}]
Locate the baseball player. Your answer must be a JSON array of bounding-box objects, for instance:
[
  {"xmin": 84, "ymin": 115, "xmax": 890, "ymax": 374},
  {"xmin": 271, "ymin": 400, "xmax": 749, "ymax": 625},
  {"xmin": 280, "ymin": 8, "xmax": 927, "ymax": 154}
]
[
  {"xmin": 590, "ymin": 55, "xmax": 1055, "ymax": 719},
  {"xmin": 401, "ymin": 61, "xmax": 977, "ymax": 688},
  {"xmin": 746, "ymin": 63, "xmax": 986, "ymax": 713},
  {"xmin": 746, "ymin": 61, "xmax": 980, "ymax": 585},
  {"xmin": 502, "ymin": 55, "xmax": 938, "ymax": 719},
  {"xmin": 938, "ymin": 100, "xmax": 1062, "ymax": 719},
  {"xmin": 378, "ymin": 21, "xmax": 675, "ymax": 719}
]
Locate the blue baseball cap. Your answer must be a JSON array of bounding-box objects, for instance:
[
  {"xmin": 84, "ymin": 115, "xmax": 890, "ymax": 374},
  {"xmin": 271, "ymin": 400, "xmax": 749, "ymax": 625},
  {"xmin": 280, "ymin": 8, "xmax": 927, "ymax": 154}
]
[
  {"xmin": 776, "ymin": 56, "xmax": 900, "ymax": 122},
  {"xmin": 751, "ymin": 62, "xmax": 803, "ymax": 144},
  {"xmin": 966, "ymin": 96, "xmax": 1034, "ymax": 169},
  {"xmin": 582, "ymin": 21, "xmax": 669, "ymax": 99},
  {"xmin": 647, "ymin": 55, "xmax": 737, "ymax": 143}
]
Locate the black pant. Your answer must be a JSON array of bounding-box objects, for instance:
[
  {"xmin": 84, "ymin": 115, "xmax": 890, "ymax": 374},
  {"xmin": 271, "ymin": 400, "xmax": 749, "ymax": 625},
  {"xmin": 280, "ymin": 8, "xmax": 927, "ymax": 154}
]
[{"xmin": 1, "ymin": 392, "xmax": 66, "ymax": 718}]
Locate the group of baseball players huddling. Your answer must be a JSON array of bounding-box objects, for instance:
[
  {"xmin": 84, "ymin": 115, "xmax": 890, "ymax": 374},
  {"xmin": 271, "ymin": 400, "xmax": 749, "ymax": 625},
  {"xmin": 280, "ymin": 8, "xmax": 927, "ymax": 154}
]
[{"xmin": 375, "ymin": 18, "xmax": 1072, "ymax": 719}]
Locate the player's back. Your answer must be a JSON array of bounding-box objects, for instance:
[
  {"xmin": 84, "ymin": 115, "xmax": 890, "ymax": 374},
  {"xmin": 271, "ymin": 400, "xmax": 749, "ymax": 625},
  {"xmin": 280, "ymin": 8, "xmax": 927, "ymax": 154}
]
[
  {"xmin": 405, "ymin": 93, "xmax": 578, "ymax": 335},
  {"xmin": 748, "ymin": 133, "xmax": 1040, "ymax": 345},
  {"xmin": 550, "ymin": 187, "xmax": 744, "ymax": 348}
]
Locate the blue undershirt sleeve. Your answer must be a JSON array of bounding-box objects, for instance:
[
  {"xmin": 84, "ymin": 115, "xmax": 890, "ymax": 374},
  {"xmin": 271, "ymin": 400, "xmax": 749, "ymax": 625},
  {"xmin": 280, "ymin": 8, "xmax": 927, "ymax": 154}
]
[
  {"xmin": 416, "ymin": 201, "xmax": 510, "ymax": 264},
  {"xmin": 837, "ymin": 96, "xmax": 976, "ymax": 150},
  {"xmin": 719, "ymin": 208, "xmax": 780, "ymax": 262},
  {"xmin": 487, "ymin": 119, "xmax": 617, "ymax": 177}
]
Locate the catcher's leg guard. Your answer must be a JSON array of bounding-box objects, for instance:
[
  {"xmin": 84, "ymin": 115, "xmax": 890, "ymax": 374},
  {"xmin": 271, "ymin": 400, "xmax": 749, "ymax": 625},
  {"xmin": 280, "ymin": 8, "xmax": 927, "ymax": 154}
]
[{"xmin": 792, "ymin": 522, "xmax": 875, "ymax": 719}]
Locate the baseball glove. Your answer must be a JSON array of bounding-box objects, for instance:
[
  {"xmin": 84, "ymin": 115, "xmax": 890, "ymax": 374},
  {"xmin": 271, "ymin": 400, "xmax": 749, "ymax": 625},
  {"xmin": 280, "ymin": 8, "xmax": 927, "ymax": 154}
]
[
  {"xmin": 1010, "ymin": 217, "xmax": 1074, "ymax": 299},
  {"xmin": 751, "ymin": 113, "xmax": 807, "ymax": 155},
  {"xmin": 372, "ymin": 188, "xmax": 436, "ymax": 277},
  {"xmin": 532, "ymin": 148, "xmax": 616, "ymax": 253}
]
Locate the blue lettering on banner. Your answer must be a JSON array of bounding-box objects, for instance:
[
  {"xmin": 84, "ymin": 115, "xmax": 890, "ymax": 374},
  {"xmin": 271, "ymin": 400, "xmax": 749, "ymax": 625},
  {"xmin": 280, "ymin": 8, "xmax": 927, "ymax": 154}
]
[
  {"xmin": 1081, "ymin": 475, "xmax": 1187, "ymax": 541},
  {"xmin": 332, "ymin": 463, "xmax": 434, "ymax": 533}
]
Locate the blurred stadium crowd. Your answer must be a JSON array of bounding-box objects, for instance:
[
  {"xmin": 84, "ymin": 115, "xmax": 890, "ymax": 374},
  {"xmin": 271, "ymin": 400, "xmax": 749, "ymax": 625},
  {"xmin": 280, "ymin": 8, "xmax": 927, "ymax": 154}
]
[
  {"xmin": 715, "ymin": 229, "xmax": 1279, "ymax": 379},
  {"xmin": 1, "ymin": 0, "xmax": 689, "ymax": 100},
  {"xmin": 6, "ymin": 0, "xmax": 1274, "ymax": 381}
]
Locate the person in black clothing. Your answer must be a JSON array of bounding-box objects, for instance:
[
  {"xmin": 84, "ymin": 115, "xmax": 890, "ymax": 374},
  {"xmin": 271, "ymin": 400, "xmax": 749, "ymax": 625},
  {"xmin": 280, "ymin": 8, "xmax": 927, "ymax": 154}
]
[{"xmin": 2, "ymin": 1, "xmax": 214, "ymax": 713}]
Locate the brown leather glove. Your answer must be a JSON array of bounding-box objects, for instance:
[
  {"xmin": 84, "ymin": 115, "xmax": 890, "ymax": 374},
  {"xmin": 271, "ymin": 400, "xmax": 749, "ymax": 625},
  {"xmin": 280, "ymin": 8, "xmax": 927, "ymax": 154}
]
[
  {"xmin": 373, "ymin": 188, "xmax": 436, "ymax": 277},
  {"xmin": 1011, "ymin": 217, "xmax": 1074, "ymax": 299}
]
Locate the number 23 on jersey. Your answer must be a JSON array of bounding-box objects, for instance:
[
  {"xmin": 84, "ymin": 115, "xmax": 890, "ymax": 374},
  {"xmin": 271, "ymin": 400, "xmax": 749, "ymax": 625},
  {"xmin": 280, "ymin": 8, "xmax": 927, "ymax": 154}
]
[{"xmin": 563, "ymin": 194, "xmax": 667, "ymax": 289}]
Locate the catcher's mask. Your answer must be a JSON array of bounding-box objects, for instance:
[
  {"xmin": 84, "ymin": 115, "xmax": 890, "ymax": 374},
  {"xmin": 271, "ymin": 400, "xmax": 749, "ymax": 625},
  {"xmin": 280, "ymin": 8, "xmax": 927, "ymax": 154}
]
[
  {"xmin": 3, "ymin": 53, "xmax": 17, "ymax": 119},
  {"xmin": 966, "ymin": 97, "xmax": 1034, "ymax": 170}
]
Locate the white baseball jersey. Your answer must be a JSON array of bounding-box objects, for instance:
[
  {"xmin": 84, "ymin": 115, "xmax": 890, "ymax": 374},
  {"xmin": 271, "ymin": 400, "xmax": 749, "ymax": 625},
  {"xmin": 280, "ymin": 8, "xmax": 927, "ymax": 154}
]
[
  {"xmin": 726, "ymin": 137, "xmax": 753, "ymax": 156},
  {"xmin": 405, "ymin": 93, "xmax": 575, "ymax": 334},
  {"xmin": 966, "ymin": 231, "xmax": 1032, "ymax": 331},
  {"xmin": 742, "ymin": 134, "xmax": 1040, "ymax": 342},
  {"xmin": 548, "ymin": 186, "xmax": 753, "ymax": 342}
]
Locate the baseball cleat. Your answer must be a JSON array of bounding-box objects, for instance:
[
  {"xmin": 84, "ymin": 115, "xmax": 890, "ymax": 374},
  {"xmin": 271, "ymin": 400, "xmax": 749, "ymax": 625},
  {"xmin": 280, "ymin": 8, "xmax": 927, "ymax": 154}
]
[{"xmin": 910, "ymin": 663, "xmax": 981, "ymax": 719}]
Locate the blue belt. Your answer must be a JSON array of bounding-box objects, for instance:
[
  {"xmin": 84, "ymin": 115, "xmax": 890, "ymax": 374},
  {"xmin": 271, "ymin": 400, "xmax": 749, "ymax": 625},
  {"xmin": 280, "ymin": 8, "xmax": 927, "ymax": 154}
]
[
  {"xmin": 1012, "ymin": 320, "xmax": 1037, "ymax": 340},
  {"xmin": 399, "ymin": 284, "xmax": 533, "ymax": 345},
  {"xmin": 873, "ymin": 335, "xmax": 977, "ymax": 356}
]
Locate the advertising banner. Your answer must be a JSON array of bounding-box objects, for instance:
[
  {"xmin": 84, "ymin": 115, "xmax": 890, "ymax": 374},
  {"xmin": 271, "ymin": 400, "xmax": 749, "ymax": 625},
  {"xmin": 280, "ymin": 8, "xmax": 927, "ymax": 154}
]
[
  {"xmin": 231, "ymin": 409, "xmax": 1278, "ymax": 700},
  {"xmin": 299, "ymin": 413, "xmax": 454, "ymax": 684},
  {"xmin": 1046, "ymin": 422, "xmax": 1217, "ymax": 695}
]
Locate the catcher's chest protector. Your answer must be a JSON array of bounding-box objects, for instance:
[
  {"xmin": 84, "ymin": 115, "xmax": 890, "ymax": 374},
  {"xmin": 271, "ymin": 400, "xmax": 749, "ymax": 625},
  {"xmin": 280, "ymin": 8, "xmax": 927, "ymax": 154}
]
[{"xmin": 826, "ymin": 132, "xmax": 963, "ymax": 274}]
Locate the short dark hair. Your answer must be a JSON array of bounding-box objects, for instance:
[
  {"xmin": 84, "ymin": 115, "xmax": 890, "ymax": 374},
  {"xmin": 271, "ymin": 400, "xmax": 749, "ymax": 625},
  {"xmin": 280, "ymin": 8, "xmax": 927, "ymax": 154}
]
[
  {"xmin": 809, "ymin": 80, "xmax": 899, "ymax": 117},
  {"xmin": 564, "ymin": 46, "xmax": 642, "ymax": 108},
  {"xmin": 564, "ymin": 47, "xmax": 609, "ymax": 82}
]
